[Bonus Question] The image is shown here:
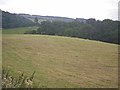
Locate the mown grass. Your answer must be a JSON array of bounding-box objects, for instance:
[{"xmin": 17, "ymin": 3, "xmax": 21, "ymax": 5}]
[
  {"xmin": 2, "ymin": 26, "xmax": 38, "ymax": 34},
  {"xmin": 2, "ymin": 33, "xmax": 118, "ymax": 88}
]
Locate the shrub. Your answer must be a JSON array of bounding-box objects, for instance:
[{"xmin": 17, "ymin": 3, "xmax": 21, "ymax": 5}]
[{"xmin": 2, "ymin": 69, "xmax": 36, "ymax": 88}]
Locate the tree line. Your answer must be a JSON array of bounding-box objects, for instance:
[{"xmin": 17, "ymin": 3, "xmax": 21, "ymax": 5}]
[
  {"xmin": 27, "ymin": 19, "xmax": 119, "ymax": 44},
  {"xmin": 2, "ymin": 11, "xmax": 35, "ymax": 29}
]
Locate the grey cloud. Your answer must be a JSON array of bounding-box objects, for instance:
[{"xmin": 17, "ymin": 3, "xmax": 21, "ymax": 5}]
[{"xmin": 108, "ymin": 8, "xmax": 118, "ymax": 20}]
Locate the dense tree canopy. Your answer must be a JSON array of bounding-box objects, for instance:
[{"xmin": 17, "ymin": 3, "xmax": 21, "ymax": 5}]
[
  {"xmin": 35, "ymin": 19, "xmax": 119, "ymax": 44},
  {"xmin": 2, "ymin": 10, "xmax": 118, "ymax": 44},
  {"xmin": 2, "ymin": 11, "xmax": 35, "ymax": 29}
]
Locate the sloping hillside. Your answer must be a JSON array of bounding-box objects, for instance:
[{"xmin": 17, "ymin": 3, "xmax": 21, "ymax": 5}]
[
  {"xmin": 2, "ymin": 26, "xmax": 38, "ymax": 34},
  {"xmin": 19, "ymin": 14, "xmax": 75, "ymax": 23},
  {"xmin": 2, "ymin": 11, "xmax": 35, "ymax": 29},
  {"xmin": 3, "ymin": 34, "xmax": 118, "ymax": 88}
]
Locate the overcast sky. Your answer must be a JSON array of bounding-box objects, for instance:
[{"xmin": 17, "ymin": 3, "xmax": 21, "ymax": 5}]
[{"xmin": 0, "ymin": 0, "xmax": 119, "ymax": 20}]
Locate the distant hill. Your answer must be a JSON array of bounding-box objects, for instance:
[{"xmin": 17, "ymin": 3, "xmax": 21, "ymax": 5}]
[
  {"xmin": 2, "ymin": 10, "xmax": 35, "ymax": 29},
  {"xmin": 2, "ymin": 10, "xmax": 119, "ymax": 44},
  {"xmin": 19, "ymin": 14, "xmax": 87, "ymax": 23}
]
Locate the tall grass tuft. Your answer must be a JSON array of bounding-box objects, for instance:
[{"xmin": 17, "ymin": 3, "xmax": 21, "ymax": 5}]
[{"xmin": 2, "ymin": 69, "xmax": 36, "ymax": 88}]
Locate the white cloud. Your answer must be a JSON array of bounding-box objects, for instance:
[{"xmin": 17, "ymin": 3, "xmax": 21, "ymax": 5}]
[
  {"xmin": 0, "ymin": 0, "xmax": 118, "ymax": 20},
  {"xmin": 0, "ymin": 0, "xmax": 12, "ymax": 5}
]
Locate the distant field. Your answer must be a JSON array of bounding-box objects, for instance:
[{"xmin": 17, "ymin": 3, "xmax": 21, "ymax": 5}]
[
  {"xmin": 2, "ymin": 26, "xmax": 38, "ymax": 34},
  {"xmin": 3, "ymin": 34, "xmax": 118, "ymax": 88}
]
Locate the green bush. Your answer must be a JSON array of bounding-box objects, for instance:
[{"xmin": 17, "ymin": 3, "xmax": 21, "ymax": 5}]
[{"xmin": 24, "ymin": 30, "xmax": 37, "ymax": 34}]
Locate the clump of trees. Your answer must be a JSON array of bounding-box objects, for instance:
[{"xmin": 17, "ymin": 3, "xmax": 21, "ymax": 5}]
[
  {"xmin": 29, "ymin": 19, "xmax": 118, "ymax": 44},
  {"xmin": 34, "ymin": 17, "xmax": 39, "ymax": 25}
]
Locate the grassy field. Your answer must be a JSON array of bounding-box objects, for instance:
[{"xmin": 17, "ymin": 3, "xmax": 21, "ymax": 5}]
[
  {"xmin": 2, "ymin": 26, "xmax": 38, "ymax": 34},
  {"xmin": 2, "ymin": 32, "xmax": 118, "ymax": 88}
]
